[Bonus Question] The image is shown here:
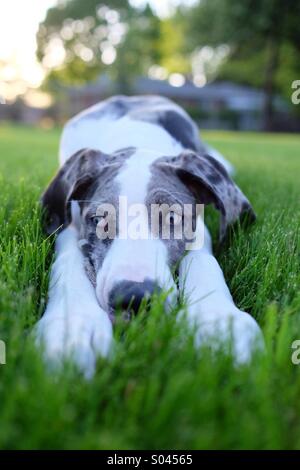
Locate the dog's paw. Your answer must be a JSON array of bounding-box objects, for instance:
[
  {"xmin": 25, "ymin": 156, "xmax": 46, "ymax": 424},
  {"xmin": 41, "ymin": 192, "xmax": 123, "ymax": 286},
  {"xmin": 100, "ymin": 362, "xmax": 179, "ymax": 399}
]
[
  {"xmin": 35, "ymin": 312, "xmax": 113, "ymax": 379},
  {"xmin": 191, "ymin": 308, "xmax": 264, "ymax": 364}
]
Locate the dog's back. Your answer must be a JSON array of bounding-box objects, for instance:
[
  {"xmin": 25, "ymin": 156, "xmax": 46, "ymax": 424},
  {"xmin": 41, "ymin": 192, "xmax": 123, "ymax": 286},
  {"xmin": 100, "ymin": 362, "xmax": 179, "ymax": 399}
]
[{"xmin": 60, "ymin": 95, "xmax": 233, "ymax": 175}]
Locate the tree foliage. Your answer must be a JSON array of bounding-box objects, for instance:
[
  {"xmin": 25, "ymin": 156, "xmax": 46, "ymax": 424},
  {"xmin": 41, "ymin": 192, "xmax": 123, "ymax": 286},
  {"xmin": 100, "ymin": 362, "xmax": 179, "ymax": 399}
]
[
  {"xmin": 37, "ymin": 0, "xmax": 161, "ymax": 90},
  {"xmin": 37, "ymin": 0, "xmax": 300, "ymax": 126},
  {"xmin": 185, "ymin": 0, "xmax": 300, "ymax": 127}
]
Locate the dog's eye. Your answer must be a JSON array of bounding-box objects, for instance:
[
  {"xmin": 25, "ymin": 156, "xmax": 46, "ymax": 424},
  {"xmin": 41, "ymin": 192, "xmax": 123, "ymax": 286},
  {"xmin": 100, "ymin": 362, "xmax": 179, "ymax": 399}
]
[
  {"xmin": 90, "ymin": 216, "xmax": 102, "ymax": 226},
  {"xmin": 165, "ymin": 211, "xmax": 182, "ymax": 226},
  {"xmin": 90, "ymin": 215, "xmax": 108, "ymax": 229}
]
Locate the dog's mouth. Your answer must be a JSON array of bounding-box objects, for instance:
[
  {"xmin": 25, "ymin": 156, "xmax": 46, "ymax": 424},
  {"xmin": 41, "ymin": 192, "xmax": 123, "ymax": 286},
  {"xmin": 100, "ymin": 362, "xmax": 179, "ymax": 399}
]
[
  {"xmin": 108, "ymin": 308, "xmax": 139, "ymax": 325},
  {"xmin": 109, "ymin": 279, "xmax": 161, "ymax": 323},
  {"xmin": 108, "ymin": 302, "xmax": 150, "ymax": 324}
]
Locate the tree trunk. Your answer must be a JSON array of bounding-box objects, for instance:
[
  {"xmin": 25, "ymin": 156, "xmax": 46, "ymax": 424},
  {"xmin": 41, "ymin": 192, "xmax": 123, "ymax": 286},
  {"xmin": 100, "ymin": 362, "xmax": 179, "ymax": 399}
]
[{"xmin": 263, "ymin": 37, "xmax": 280, "ymax": 131}]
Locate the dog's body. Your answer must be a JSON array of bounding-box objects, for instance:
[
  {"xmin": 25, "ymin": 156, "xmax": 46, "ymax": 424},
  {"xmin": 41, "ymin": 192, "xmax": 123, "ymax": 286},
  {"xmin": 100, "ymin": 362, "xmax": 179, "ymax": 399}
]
[
  {"xmin": 59, "ymin": 95, "xmax": 232, "ymax": 171},
  {"xmin": 36, "ymin": 95, "xmax": 263, "ymax": 377}
]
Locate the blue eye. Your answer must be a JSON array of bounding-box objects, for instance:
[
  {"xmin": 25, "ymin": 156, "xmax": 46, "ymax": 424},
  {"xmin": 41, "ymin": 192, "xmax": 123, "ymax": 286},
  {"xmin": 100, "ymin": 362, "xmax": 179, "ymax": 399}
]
[
  {"xmin": 91, "ymin": 216, "xmax": 102, "ymax": 226},
  {"xmin": 90, "ymin": 214, "xmax": 109, "ymax": 233}
]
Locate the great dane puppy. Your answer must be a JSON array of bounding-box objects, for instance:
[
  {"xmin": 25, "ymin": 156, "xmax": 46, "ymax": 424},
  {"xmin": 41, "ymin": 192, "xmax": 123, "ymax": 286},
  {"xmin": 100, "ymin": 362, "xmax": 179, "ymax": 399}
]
[{"xmin": 36, "ymin": 95, "xmax": 263, "ymax": 377}]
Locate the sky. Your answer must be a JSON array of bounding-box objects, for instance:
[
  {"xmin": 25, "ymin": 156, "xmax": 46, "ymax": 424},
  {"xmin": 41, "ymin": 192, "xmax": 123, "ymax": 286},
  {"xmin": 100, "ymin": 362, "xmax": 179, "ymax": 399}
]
[
  {"xmin": 0, "ymin": 0, "xmax": 56, "ymax": 98},
  {"xmin": 0, "ymin": 0, "xmax": 196, "ymax": 102},
  {"xmin": 130, "ymin": 0, "xmax": 196, "ymax": 17}
]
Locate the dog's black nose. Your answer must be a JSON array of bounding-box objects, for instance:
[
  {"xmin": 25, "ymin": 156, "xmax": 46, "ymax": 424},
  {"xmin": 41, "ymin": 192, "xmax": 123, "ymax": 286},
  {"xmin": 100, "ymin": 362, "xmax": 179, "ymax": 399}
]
[{"xmin": 109, "ymin": 279, "xmax": 161, "ymax": 314}]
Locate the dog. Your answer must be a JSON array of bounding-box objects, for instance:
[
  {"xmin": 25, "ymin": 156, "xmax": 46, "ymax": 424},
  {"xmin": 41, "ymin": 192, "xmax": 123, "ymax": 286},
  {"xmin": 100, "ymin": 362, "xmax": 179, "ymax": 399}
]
[{"xmin": 35, "ymin": 95, "xmax": 263, "ymax": 377}]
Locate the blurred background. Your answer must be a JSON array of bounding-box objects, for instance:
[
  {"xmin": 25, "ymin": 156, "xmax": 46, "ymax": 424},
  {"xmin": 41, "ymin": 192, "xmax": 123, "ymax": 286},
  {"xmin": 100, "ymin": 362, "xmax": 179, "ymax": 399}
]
[{"xmin": 1, "ymin": 0, "xmax": 300, "ymax": 132}]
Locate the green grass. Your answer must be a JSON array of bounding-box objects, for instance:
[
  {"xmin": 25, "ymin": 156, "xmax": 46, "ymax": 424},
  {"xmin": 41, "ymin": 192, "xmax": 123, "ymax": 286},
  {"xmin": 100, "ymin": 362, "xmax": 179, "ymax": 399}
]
[{"xmin": 0, "ymin": 124, "xmax": 300, "ymax": 449}]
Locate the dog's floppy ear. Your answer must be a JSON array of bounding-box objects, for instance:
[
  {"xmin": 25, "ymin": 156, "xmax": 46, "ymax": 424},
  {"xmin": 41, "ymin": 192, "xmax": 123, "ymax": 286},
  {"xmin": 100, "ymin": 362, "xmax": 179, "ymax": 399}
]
[
  {"xmin": 159, "ymin": 151, "xmax": 256, "ymax": 240},
  {"xmin": 41, "ymin": 148, "xmax": 104, "ymax": 234}
]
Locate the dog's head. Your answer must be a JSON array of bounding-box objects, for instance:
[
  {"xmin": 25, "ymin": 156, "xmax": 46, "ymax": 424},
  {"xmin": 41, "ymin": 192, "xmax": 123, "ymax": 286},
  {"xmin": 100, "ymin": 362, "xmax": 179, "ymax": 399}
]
[{"xmin": 42, "ymin": 147, "xmax": 255, "ymax": 315}]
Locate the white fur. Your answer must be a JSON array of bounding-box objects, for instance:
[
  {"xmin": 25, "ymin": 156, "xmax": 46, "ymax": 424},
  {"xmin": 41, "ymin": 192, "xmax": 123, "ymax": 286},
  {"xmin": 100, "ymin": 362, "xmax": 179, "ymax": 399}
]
[
  {"xmin": 35, "ymin": 224, "xmax": 113, "ymax": 378},
  {"xmin": 96, "ymin": 149, "xmax": 177, "ymax": 311},
  {"xmin": 179, "ymin": 217, "xmax": 263, "ymax": 363},
  {"xmin": 60, "ymin": 112, "xmax": 233, "ymax": 176},
  {"xmin": 116, "ymin": 149, "xmax": 159, "ymax": 203},
  {"xmin": 37, "ymin": 104, "xmax": 263, "ymax": 376},
  {"xmin": 60, "ymin": 115, "xmax": 184, "ymax": 165}
]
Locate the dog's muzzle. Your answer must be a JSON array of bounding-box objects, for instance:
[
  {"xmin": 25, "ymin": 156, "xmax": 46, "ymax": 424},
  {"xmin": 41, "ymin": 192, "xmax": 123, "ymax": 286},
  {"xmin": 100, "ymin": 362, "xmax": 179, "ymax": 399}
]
[{"xmin": 109, "ymin": 279, "xmax": 161, "ymax": 315}]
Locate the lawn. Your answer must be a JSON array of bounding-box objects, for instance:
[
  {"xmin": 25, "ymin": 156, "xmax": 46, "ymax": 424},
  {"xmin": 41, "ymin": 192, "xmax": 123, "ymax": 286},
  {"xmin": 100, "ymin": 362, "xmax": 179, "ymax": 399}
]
[{"xmin": 0, "ymin": 124, "xmax": 299, "ymax": 450}]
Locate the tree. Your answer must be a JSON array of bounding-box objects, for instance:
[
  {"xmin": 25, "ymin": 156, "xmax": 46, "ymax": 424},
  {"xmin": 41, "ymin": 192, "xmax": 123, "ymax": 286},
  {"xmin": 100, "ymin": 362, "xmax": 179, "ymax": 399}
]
[
  {"xmin": 185, "ymin": 0, "xmax": 300, "ymax": 130},
  {"xmin": 157, "ymin": 14, "xmax": 190, "ymax": 75},
  {"xmin": 37, "ymin": 0, "xmax": 161, "ymax": 93}
]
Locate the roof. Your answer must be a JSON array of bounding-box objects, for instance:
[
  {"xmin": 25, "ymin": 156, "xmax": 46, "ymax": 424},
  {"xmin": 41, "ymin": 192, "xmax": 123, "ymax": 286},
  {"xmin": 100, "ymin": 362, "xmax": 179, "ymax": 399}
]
[{"xmin": 62, "ymin": 75, "xmax": 288, "ymax": 113}]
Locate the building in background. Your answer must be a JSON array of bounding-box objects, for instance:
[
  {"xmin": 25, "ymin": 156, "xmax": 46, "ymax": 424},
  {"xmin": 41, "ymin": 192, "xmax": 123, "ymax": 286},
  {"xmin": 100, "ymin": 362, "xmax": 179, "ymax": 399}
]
[{"xmin": 1, "ymin": 75, "xmax": 299, "ymax": 132}]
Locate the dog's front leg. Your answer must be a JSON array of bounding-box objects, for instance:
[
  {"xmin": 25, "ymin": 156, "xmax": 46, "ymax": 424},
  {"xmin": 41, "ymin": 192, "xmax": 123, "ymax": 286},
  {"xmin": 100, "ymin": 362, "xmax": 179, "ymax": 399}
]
[
  {"xmin": 179, "ymin": 220, "xmax": 263, "ymax": 363},
  {"xmin": 35, "ymin": 225, "xmax": 113, "ymax": 378}
]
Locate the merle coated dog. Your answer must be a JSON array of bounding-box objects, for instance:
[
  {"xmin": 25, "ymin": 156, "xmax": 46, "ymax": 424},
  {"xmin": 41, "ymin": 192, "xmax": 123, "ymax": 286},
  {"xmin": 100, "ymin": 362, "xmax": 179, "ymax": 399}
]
[{"xmin": 36, "ymin": 95, "xmax": 263, "ymax": 377}]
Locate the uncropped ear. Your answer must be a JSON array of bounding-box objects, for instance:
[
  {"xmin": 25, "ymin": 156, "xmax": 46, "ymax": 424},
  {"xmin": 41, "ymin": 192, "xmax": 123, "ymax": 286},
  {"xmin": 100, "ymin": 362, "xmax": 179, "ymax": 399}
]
[
  {"xmin": 41, "ymin": 148, "xmax": 104, "ymax": 234},
  {"xmin": 158, "ymin": 151, "xmax": 256, "ymax": 240}
]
